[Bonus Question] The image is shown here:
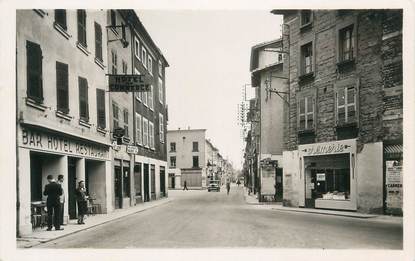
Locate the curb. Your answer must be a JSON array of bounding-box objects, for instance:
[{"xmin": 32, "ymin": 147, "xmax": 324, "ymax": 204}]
[
  {"xmin": 270, "ymin": 207, "xmax": 378, "ymax": 219},
  {"xmin": 19, "ymin": 198, "xmax": 173, "ymax": 248}
]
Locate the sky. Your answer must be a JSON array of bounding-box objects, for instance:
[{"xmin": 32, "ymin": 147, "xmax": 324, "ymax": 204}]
[{"xmin": 136, "ymin": 10, "xmax": 282, "ymax": 170}]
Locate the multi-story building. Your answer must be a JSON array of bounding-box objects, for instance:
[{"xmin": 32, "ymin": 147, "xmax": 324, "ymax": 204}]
[
  {"xmin": 16, "ymin": 9, "xmax": 112, "ymax": 236},
  {"xmin": 107, "ymin": 10, "xmax": 169, "ymax": 207},
  {"xmin": 167, "ymin": 129, "xmax": 207, "ymax": 189},
  {"xmin": 250, "ymin": 38, "xmax": 288, "ymax": 202},
  {"xmin": 271, "ymin": 9, "xmax": 402, "ymax": 214},
  {"xmin": 244, "ymin": 97, "xmax": 260, "ymax": 194}
]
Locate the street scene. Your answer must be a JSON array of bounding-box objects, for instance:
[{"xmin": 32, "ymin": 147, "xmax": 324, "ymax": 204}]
[{"xmin": 13, "ymin": 7, "xmax": 405, "ymax": 254}]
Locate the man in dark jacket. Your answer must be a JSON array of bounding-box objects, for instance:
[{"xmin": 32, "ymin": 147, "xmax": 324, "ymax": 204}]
[{"xmin": 43, "ymin": 175, "xmax": 63, "ymax": 231}]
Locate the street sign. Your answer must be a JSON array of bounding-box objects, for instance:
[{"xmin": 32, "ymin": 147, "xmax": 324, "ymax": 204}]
[
  {"xmin": 112, "ymin": 140, "xmax": 121, "ymax": 151},
  {"xmin": 126, "ymin": 145, "xmax": 139, "ymax": 154},
  {"xmin": 108, "ymin": 74, "xmax": 151, "ymax": 92}
]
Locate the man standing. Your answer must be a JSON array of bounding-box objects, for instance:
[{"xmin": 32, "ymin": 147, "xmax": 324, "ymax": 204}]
[
  {"xmin": 57, "ymin": 175, "xmax": 65, "ymax": 226},
  {"xmin": 43, "ymin": 175, "xmax": 63, "ymax": 231},
  {"xmin": 183, "ymin": 180, "xmax": 188, "ymax": 191}
]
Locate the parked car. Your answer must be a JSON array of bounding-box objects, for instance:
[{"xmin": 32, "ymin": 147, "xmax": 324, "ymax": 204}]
[{"xmin": 207, "ymin": 180, "xmax": 220, "ymax": 192}]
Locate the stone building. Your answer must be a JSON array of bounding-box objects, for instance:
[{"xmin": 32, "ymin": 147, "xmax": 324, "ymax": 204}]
[
  {"xmin": 271, "ymin": 9, "xmax": 402, "ymax": 214},
  {"xmin": 249, "ymin": 38, "xmax": 288, "ymax": 202},
  {"xmin": 16, "ymin": 9, "xmax": 112, "ymax": 236}
]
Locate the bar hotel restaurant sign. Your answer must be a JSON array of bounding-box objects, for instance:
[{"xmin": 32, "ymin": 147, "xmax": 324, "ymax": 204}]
[{"xmin": 20, "ymin": 128, "xmax": 109, "ymax": 160}]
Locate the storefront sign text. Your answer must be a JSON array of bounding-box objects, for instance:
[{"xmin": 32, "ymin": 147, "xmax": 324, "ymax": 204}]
[
  {"xmin": 21, "ymin": 128, "xmax": 109, "ymax": 159},
  {"xmin": 301, "ymin": 142, "xmax": 353, "ymax": 156}
]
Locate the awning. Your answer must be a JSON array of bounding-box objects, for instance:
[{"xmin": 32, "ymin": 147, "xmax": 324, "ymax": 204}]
[{"xmin": 384, "ymin": 144, "xmax": 403, "ymax": 159}]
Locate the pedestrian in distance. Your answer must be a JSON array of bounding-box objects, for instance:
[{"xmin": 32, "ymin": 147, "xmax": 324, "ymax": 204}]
[
  {"xmin": 237, "ymin": 179, "xmax": 241, "ymax": 187},
  {"xmin": 43, "ymin": 174, "xmax": 63, "ymax": 231},
  {"xmin": 226, "ymin": 182, "xmax": 230, "ymax": 195},
  {"xmin": 76, "ymin": 180, "xmax": 88, "ymax": 225},
  {"xmin": 183, "ymin": 180, "xmax": 189, "ymax": 191},
  {"xmin": 57, "ymin": 174, "xmax": 65, "ymax": 226}
]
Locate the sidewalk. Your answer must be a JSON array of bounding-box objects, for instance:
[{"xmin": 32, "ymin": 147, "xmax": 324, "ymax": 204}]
[
  {"xmin": 243, "ymin": 188, "xmax": 402, "ymax": 222},
  {"xmin": 17, "ymin": 197, "xmax": 173, "ymax": 248}
]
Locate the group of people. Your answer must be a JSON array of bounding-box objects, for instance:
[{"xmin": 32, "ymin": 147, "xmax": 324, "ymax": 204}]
[{"xmin": 42, "ymin": 174, "xmax": 89, "ymax": 231}]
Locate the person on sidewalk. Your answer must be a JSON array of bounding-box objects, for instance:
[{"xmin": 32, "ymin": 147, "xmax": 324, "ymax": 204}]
[
  {"xmin": 57, "ymin": 175, "xmax": 65, "ymax": 226},
  {"xmin": 183, "ymin": 180, "xmax": 189, "ymax": 191},
  {"xmin": 43, "ymin": 175, "xmax": 63, "ymax": 231},
  {"xmin": 76, "ymin": 180, "xmax": 88, "ymax": 225},
  {"xmin": 226, "ymin": 182, "xmax": 230, "ymax": 195}
]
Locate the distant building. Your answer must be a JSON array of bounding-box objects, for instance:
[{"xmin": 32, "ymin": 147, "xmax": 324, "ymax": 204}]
[{"xmin": 271, "ymin": 9, "xmax": 402, "ymax": 214}]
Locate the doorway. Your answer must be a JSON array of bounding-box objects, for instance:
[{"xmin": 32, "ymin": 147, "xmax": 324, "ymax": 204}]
[
  {"xmin": 168, "ymin": 173, "xmax": 175, "ymax": 189},
  {"xmin": 143, "ymin": 164, "xmax": 150, "ymax": 202},
  {"xmin": 67, "ymin": 157, "xmax": 77, "ymax": 219},
  {"xmin": 114, "ymin": 164, "xmax": 122, "ymax": 209},
  {"xmin": 275, "ymin": 168, "xmax": 283, "ymax": 201}
]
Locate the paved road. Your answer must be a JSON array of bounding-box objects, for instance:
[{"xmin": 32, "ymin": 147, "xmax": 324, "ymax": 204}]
[{"xmin": 37, "ymin": 185, "xmax": 402, "ymax": 249}]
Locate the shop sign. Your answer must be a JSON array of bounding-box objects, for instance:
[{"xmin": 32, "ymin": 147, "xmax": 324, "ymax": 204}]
[
  {"xmin": 21, "ymin": 128, "xmax": 109, "ymax": 159},
  {"xmin": 300, "ymin": 140, "xmax": 354, "ymax": 156},
  {"xmin": 385, "ymin": 160, "xmax": 403, "ymax": 210},
  {"xmin": 126, "ymin": 145, "xmax": 139, "ymax": 154},
  {"xmin": 112, "ymin": 141, "xmax": 121, "ymax": 151},
  {"xmin": 316, "ymin": 173, "xmax": 325, "ymax": 181}
]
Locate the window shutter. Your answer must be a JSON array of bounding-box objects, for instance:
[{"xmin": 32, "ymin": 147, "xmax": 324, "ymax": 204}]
[
  {"xmin": 26, "ymin": 41, "xmax": 43, "ymax": 103},
  {"xmin": 96, "ymin": 89, "xmax": 106, "ymax": 128},
  {"xmin": 94, "ymin": 22, "xmax": 102, "ymax": 61},
  {"xmin": 56, "ymin": 62, "xmax": 69, "ymax": 113},
  {"xmin": 55, "ymin": 10, "xmax": 67, "ymax": 30},
  {"xmin": 79, "ymin": 77, "xmax": 89, "ymax": 121}
]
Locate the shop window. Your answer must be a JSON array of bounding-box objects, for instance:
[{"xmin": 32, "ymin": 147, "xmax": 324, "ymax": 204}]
[
  {"xmin": 123, "ymin": 109, "xmax": 129, "ymax": 137},
  {"xmin": 56, "ymin": 61, "xmax": 69, "ymax": 114},
  {"xmin": 54, "ymin": 9, "xmax": 67, "ymax": 30},
  {"xmin": 339, "ymin": 25, "xmax": 354, "ymax": 62},
  {"xmin": 170, "ymin": 156, "xmax": 176, "ymax": 168},
  {"xmin": 78, "ymin": 77, "xmax": 89, "ymax": 121},
  {"xmin": 94, "ymin": 22, "xmax": 103, "ymax": 62},
  {"xmin": 96, "ymin": 89, "xmax": 106, "ymax": 129},
  {"xmin": 336, "ymin": 86, "xmax": 356, "ymax": 125},
  {"xmin": 301, "ymin": 42, "xmax": 313, "ymax": 76},
  {"xmin": 26, "ymin": 41, "xmax": 43, "ymax": 103},
  {"xmin": 77, "ymin": 10, "xmax": 87, "ymax": 47},
  {"xmin": 136, "ymin": 113, "xmax": 142, "ymax": 145},
  {"xmin": 134, "ymin": 163, "xmax": 142, "ymax": 196},
  {"xmin": 192, "ymin": 142, "xmax": 199, "ymax": 152},
  {"xmin": 313, "ymin": 169, "xmax": 350, "ymax": 200},
  {"xmin": 170, "ymin": 142, "xmax": 176, "ymax": 152},
  {"xmin": 298, "ymin": 96, "xmax": 314, "ymax": 131},
  {"xmin": 193, "ymin": 156, "xmax": 199, "ymax": 168}
]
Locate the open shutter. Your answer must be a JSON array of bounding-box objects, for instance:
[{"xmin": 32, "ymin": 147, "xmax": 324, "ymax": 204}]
[
  {"xmin": 26, "ymin": 41, "xmax": 43, "ymax": 103},
  {"xmin": 96, "ymin": 89, "xmax": 106, "ymax": 128}
]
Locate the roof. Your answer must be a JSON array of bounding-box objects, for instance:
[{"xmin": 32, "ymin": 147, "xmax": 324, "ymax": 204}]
[
  {"xmin": 270, "ymin": 9, "xmax": 299, "ymax": 16},
  {"xmin": 249, "ymin": 38, "xmax": 283, "ymax": 72}
]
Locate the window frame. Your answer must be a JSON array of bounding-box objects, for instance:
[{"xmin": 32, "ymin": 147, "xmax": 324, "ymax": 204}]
[
  {"xmin": 170, "ymin": 142, "xmax": 176, "ymax": 152},
  {"xmin": 96, "ymin": 89, "xmax": 106, "ymax": 129},
  {"xmin": 136, "ymin": 113, "xmax": 142, "ymax": 145},
  {"xmin": 192, "ymin": 156, "xmax": 199, "ymax": 168},
  {"xmin": 148, "ymin": 56, "xmax": 153, "ymax": 75},
  {"xmin": 148, "ymin": 85, "xmax": 154, "ymax": 110},
  {"xmin": 170, "ymin": 156, "xmax": 176, "ymax": 168},
  {"xmin": 296, "ymin": 89, "xmax": 317, "ymax": 132},
  {"xmin": 335, "ymin": 78, "xmax": 360, "ymax": 127},
  {"xmin": 301, "ymin": 42, "xmax": 314, "ymax": 76},
  {"xmin": 26, "ymin": 41, "xmax": 43, "ymax": 103},
  {"xmin": 142, "ymin": 117, "xmax": 149, "ymax": 148},
  {"xmin": 123, "ymin": 108, "xmax": 129, "ymax": 138},
  {"xmin": 159, "ymin": 113, "xmax": 164, "ymax": 143},
  {"xmin": 56, "ymin": 61, "xmax": 69, "ymax": 114},
  {"xmin": 158, "ymin": 60, "xmax": 163, "ymax": 76},
  {"xmin": 149, "ymin": 121, "xmax": 155, "ymax": 150},
  {"xmin": 192, "ymin": 142, "xmax": 199, "ymax": 152},
  {"xmin": 94, "ymin": 22, "xmax": 103, "ymax": 62},
  {"xmin": 134, "ymin": 68, "xmax": 142, "ymax": 101},
  {"xmin": 158, "ymin": 77, "xmax": 164, "ymax": 104},
  {"xmin": 77, "ymin": 9, "xmax": 87, "ymax": 47},
  {"xmin": 142, "ymin": 48, "xmax": 147, "ymax": 68},
  {"xmin": 112, "ymin": 102, "xmax": 119, "ymax": 130},
  {"xmin": 336, "ymin": 18, "xmax": 358, "ymax": 65},
  {"xmin": 54, "ymin": 9, "xmax": 67, "ymax": 30},
  {"xmin": 300, "ymin": 10, "xmax": 313, "ymax": 27},
  {"xmin": 78, "ymin": 77, "xmax": 89, "ymax": 122},
  {"xmin": 134, "ymin": 37, "xmax": 140, "ymax": 60},
  {"xmin": 111, "ymin": 49, "xmax": 117, "ymax": 74}
]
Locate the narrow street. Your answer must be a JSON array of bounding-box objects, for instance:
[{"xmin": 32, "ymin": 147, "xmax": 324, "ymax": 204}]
[{"xmin": 36, "ymin": 185, "xmax": 402, "ymax": 249}]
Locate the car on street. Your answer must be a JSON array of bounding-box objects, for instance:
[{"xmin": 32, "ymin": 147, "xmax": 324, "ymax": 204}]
[{"xmin": 207, "ymin": 180, "xmax": 220, "ymax": 192}]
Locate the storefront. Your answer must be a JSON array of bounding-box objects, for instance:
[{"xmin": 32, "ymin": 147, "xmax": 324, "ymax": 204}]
[
  {"xmin": 17, "ymin": 126, "xmax": 111, "ymax": 236},
  {"xmin": 298, "ymin": 139, "xmax": 357, "ymax": 211}
]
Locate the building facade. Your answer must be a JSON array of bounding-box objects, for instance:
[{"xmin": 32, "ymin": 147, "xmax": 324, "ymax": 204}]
[
  {"xmin": 271, "ymin": 9, "xmax": 403, "ymax": 214},
  {"xmin": 250, "ymin": 39, "xmax": 288, "ymax": 202},
  {"xmin": 16, "ymin": 9, "xmax": 112, "ymax": 236}
]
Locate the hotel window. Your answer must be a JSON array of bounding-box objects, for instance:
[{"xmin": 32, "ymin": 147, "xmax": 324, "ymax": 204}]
[
  {"xmin": 149, "ymin": 121, "xmax": 155, "ymax": 149},
  {"xmin": 192, "ymin": 142, "xmax": 199, "ymax": 152},
  {"xmin": 136, "ymin": 113, "xmax": 142, "ymax": 145},
  {"xmin": 26, "ymin": 41, "xmax": 43, "ymax": 103},
  {"xmin": 143, "ymin": 117, "xmax": 149, "ymax": 147},
  {"xmin": 339, "ymin": 25, "xmax": 354, "ymax": 62},
  {"xmin": 148, "ymin": 85, "xmax": 154, "ymax": 110},
  {"xmin": 56, "ymin": 61, "xmax": 69, "ymax": 113},
  {"xmin": 123, "ymin": 109, "xmax": 129, "ymax": 137},
  {"xmin": 112, "ymin": 102, "xmax": 119, "ymax": 129},
  {"xmin": 77, "ymin": 10, "xmax": 87, "ymax": 47},
  {"xmin": 78, "ymin": 77, "xmax": 89, "ymax": 121},
  {"xmin": 336, "ymin": 86, "xmax": 356, "ymax": 125},
  {"xmin": 96, "ymin": 89, "xmax": 106, "ymax": 129},
  {"xmin": 193, "ymin": 156, "xmax": 199, "ymax": 168},
  {"xmin": 142, "ymin": 48, "xmax": 147, "ymax": 68},
  {"xmin": 301, "ymin": 10, "xmax": 312, "ymax": 26},
  {"xmin": 111, "ymin": 49, "xmax": 117, "ymax": 74},
  {"xmin": 148, "ymin": 56, "xmax": 153, "ymax": 75},
  {"xmin": 158, "ymin": 77, "xmax": 164, "ymax": 104},
  {"xmin": 159, "ymin": 114, "xmax": 164, "ymax": 143},
  {"xmin": 170, "ymin": 156, "xmax": 176, "ymax": 168},
  {"xmin": 301, "ymin": 42, "xmax": 313, "ymax": 75},
  {"xmin": 158, "ymin": 60, "xmax": 163, "ymax": 76},
  {"xmin": 94, "ymin": 22, "xmax": 103, "ymax": 62},
  {"xmin": 122, "ymin": 60, "xmax": 128, "ymax": 74},
  {"xmin": 170, "ymin": 142, "xmax": 176, "ymax": 152},
  {"xmin": 54, "ymin": 9, "xmax": 67, "ymax": 30},
  {"xmin": 134, "ymin": 37, "xmax": 140, "ymax": 59},
  {"xmin": 298, "ymin": 96, "xmax": 314, "ymax": 131}
]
